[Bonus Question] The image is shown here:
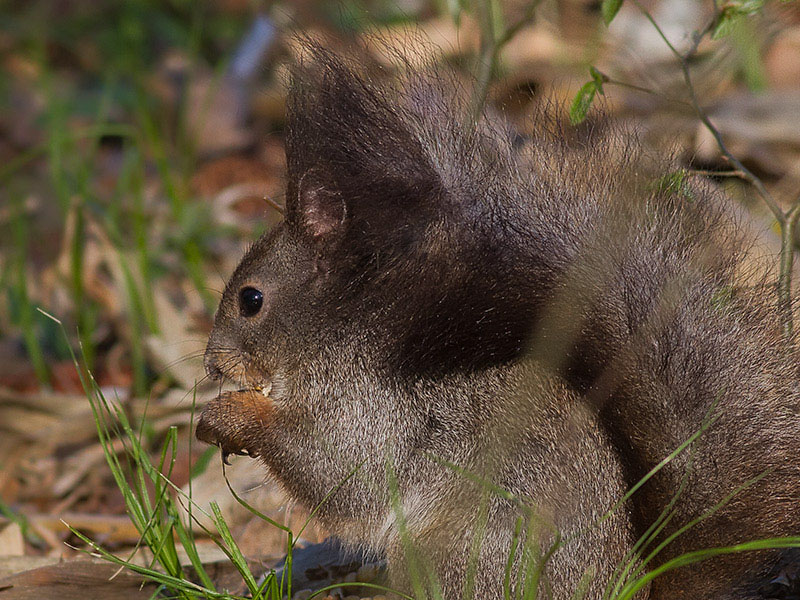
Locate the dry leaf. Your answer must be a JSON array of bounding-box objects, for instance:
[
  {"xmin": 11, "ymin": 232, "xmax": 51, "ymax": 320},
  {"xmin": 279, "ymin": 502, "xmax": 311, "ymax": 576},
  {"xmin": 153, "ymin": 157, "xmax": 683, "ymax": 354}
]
[{"xmin": 0, "ymin": 524, "xmax": 24, "ymax": 558}]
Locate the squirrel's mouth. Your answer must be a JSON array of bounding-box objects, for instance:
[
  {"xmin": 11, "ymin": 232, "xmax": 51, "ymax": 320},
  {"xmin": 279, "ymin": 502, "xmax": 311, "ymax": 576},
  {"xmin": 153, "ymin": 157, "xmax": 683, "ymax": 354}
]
[{"xmin": 250, "ymin": 382, "xmax": 273, "ymax": 397}]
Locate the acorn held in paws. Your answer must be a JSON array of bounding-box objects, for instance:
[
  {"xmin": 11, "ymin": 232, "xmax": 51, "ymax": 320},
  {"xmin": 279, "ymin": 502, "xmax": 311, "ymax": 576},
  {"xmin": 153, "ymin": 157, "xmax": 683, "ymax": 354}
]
[{"xmin": 196, "ymin": 389, "xmax": 274, "ymax": 462}]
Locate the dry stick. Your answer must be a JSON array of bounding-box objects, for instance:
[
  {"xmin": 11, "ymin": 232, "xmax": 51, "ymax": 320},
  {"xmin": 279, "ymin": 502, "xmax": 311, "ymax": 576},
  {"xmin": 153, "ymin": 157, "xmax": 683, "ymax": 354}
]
[
  {"xmin": 634, "ymin": 0, "xmax": 799, "ymax": 339},
  {"xmin": 469, "ymin": 0, "xmax": 542, "ymax": 122},
  {"xmin": 688, "ymin": 169, "xmax": 747, "ymax": 179}
]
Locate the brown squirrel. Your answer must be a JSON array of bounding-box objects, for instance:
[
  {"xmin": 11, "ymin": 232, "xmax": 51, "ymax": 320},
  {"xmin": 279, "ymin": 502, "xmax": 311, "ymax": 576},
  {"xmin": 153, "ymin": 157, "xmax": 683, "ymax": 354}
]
[{"xmin": 196, "ymin": 49, "xmax": 800, "ymax": 599}]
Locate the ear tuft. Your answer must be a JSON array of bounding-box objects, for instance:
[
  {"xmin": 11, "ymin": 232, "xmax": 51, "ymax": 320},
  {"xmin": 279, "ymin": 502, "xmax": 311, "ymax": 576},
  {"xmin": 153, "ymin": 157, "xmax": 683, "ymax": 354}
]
[
  {"xmin": 283, "ymin": 46, "xmax": 451, "ymax": 258},
  {"xmin": 296, "ymin": 168, "xmax": 345, "ymax": 240}
]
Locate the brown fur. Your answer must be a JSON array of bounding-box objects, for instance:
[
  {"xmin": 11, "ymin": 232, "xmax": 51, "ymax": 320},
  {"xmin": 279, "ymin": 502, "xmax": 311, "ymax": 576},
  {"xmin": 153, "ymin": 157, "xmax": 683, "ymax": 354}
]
[{"xmin": 197, "ymin": 48, "xmax": 800, "ymax": 599}]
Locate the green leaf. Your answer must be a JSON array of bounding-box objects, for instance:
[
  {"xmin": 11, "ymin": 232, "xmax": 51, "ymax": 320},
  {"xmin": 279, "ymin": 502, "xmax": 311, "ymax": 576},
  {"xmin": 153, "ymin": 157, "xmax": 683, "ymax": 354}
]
[
  {"xmin": 650, "ymin": 169, "xmax": 695, "ymax": 200},
  {"xmin": 589, "ymin": 66, "xmax": 607, "ymax": 94},
  {"xmin": 569, "ymin": 81, "xmax": 598, "ymax": 125},
  {"xmin": 734, "ymin": 0, "xmax": 765, "ymax": 15},
  {"xmin": 730, "ymin": 17, "xmax": 767, "ymax": 91},
  {"xmin": 489, "ymin": 0, "xmax": 506, "ymax": 42},
  {"xmin": 712, "ymin": 12, "xmax": 741, "ymax": 39},
  {"xmin": 602, "ymin": 0, "xmax": 624, "ymax": 26},
  {"xmin": 713, "ymin": 0, "xmax": 765, "ymax": 38}
]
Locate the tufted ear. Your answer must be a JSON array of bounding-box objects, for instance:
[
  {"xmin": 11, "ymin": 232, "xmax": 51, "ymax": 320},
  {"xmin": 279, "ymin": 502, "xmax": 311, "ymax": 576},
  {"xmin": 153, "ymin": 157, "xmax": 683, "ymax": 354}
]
[
  {"xmin": 283, "ymin": 49, "xmax": 445, "ymax": 254},
  {"xmin": 293, "ymin": 168, "xmax": 346, "ymax": 240}
]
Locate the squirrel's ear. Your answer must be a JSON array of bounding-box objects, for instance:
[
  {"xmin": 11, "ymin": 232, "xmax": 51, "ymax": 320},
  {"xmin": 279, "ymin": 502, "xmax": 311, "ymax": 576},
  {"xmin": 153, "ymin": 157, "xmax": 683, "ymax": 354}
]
[
  {"xmin": 292, "ymin": 168, "xmax": 346, "ymax": 240},
  {"xmin": 284, "ymin": 52, "xmax": 444, "ymax": 243}
]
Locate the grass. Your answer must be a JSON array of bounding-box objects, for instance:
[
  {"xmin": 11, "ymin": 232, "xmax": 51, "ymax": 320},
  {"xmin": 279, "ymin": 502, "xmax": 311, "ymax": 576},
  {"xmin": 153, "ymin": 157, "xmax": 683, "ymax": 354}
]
[
  {"xmin": 417, "ymin": 408, "xmax": 800, "ymax": 600},
  {"xmin": 41, "ymin": 306, "xmax": 399, "ymax": 600},
  {"xmin": 0, "ymin": 1, "xmax": 249, "ymax": 392},
  {"xmin": 71, "ymin": 359, "xmax": 408, "ymax": 600},
  {"xmin": 7, "ymin": 196, "xmax": 50, "ymax": 386},
  {"xmin": 59, "ymin": 318, "xmax": 296, "ymax": 600},
  {"xmin": 56, "ymin": 368, "xmax": 800, "ymax": 600}
]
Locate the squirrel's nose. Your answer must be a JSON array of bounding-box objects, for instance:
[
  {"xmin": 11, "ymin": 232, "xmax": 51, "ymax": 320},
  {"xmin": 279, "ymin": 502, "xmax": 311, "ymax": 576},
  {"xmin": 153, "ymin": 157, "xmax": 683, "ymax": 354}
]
[
  {"xmin": 203, "ymin": 347, "xmax": 226, "ymax": 381},
  {"xmin": 204, "ymin": 326, "xmax": 237, "ymax": 380},
  {"xmin": 205, "ymin": 362, "xmax": 224, "ymax": 381}
]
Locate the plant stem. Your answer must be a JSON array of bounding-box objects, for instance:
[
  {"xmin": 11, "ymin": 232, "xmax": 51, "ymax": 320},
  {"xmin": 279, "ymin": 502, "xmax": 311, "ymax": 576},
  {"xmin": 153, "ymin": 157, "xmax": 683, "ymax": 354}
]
[
  {"xmin": 603, "ymin": 76, "xmax": 694, "ymax": 108},
  {"xmin": 779, "ymin": 204, "xmax": 800, "ymax": 339},
  {"xmin": 469, "ymin": 0, "xmax": 542, "ymax": 122},
  {"xmin": 634, "ymin": 0, "xmax": 800, "ymax": 339},
  {"xmin": 470, "ymin": 0, "xmax": 499, "ymax": 122}
]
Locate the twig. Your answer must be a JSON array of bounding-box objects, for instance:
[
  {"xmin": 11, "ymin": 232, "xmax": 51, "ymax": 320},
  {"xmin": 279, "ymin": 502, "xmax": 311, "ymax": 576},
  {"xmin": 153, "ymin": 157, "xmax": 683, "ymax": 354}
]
[
  {"xmin": 498, "ymin": 1, "xmax": 540, "ymax": 46},
  {"xmin": 780, "ymin": 203, "xmax": 800, "ymax": 338},
  {"xmin": 603, "ymin": 76, "xmax": 693, "ymax": 108},
  {"xmin": 634, "ymin": 0, "xmax": 800, "ymax": 339}
]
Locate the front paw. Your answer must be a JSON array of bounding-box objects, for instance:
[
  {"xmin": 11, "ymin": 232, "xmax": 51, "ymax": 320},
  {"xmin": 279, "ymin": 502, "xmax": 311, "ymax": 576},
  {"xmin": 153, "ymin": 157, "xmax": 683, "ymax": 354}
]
[{"xmin": 196, "ymin": 390, "xmax": 274, "ymax": 462}]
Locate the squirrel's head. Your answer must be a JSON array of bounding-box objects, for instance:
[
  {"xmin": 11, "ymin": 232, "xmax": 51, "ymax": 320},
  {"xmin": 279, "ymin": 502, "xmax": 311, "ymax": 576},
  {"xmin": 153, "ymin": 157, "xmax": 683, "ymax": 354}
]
[
  {"xmin": 200, "ymin": 52, "xmax": 503, "ymax": 521},
  {"xmin": 204, "ymin": 50, "xmax": 532, "ymax": 408},
  {"xmin": 205, "ymin": 51, "xmax": 449, "ymax": 393}
]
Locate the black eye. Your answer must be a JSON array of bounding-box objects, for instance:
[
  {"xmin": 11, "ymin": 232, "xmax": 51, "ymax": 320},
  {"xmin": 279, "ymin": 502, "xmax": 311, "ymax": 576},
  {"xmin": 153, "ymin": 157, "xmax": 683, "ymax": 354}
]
[{"xmin": 239, "ymin": 287, "xmax": 264, "ymax": 317}]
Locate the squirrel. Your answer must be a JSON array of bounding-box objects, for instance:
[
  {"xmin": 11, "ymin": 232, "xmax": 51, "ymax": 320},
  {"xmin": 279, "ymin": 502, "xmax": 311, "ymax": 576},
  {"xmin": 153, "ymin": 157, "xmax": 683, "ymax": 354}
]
[{"xmin": 196, "ymin": 48, "xmax": 800, "ymax": 599}]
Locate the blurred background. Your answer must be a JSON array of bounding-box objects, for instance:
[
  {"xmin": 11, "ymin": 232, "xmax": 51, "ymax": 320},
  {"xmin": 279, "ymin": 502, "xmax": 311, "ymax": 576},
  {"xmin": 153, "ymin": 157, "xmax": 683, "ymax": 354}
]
[{"xmin": 1, "ymin": 0, "xmax": 799, "ymax": 594}]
